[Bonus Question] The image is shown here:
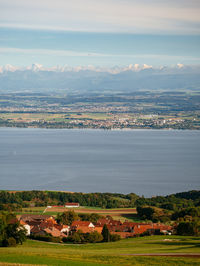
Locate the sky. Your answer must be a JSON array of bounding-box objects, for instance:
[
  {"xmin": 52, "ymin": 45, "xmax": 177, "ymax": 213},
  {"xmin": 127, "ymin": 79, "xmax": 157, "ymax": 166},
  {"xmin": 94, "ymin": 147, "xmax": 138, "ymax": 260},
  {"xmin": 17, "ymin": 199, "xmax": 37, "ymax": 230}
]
[{"xmin": 0, "ymin": 0, "xmax": 200, "ymax": 67}]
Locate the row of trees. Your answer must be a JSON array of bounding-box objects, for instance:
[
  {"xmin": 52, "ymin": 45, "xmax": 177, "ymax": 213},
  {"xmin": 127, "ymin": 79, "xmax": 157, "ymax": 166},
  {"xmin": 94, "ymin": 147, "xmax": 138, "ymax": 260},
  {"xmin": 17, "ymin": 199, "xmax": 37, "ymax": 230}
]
[
  {"xmin": 56, "ymin": 211, "xmax": 102, "ymax": 225},
  {"xmin": 137, "ymin": 205, "xmax": 200, "ymax": 236},
  {"xmin": 177, "ymin": 220, "xmax": 200, "ymax": 236},
  {"xmin": 0, "ymin": 190, "xmax": 199, "ymax": 210},
  {"xmin": 0, "ymin": 190, "xmax": 138, "ymax": 209},
  {"xmin": 137, "ymin": 206, "xmax": 200, "ymax": 221}
]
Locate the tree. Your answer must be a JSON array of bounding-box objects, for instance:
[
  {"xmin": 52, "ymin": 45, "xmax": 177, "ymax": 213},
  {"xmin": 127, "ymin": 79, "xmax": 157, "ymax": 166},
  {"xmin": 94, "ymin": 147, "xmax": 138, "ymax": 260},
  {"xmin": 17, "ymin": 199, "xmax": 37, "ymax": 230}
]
[
  {"xmin": 177, "ymin": 222, "xmax": 195, "ymax": 236},
  {"xmin": 0, "ymin": 212, "xmax": 26, "ymax": 247},
  {"xmin": 79, "ymin": 213, "xmax": 101, "ymax": 224},
  {"xmin": 101, "ymin": 224, "xmax": 110, "ymax": 242},
  {"xmin": 177, "ymin": 220, "xmax": 200, "ymax": 236},
  {"xmin": 137, "ymin": 206, "xmax": 155, "ymax": 220},
  {"xmin": 88, "ymin": 231, "xmax": 103, "ymax": 243},
  {"xmin": 70, "ymin": 232, "xmax": 82, "ymax": 243},
  {"xmin": 56, "ymin": 210, "xmax": 78, "ymax": 225}
]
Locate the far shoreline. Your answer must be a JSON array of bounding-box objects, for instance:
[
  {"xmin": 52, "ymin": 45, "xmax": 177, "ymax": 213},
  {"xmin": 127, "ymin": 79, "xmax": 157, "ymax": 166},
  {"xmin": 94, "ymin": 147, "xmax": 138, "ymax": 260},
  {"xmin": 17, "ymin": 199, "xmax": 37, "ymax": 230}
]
[{"xmin": 0, "ymin": 126, "xmax": 199, "ymax": 131}]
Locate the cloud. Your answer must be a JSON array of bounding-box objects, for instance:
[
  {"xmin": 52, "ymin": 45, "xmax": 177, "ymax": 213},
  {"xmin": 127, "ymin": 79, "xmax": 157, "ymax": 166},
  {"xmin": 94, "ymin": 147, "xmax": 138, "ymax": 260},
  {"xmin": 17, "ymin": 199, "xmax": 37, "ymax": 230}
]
[
  {"xmin": 0, "ymin": 47, "xmax": 108, "ymax": 57},
  {"xmin": 1, "ymin": 47, "xmax": 200, "ymax": 64},
  {"xmin": 0, "ymin": 0, "xmax": 200, "ymax": 34}
]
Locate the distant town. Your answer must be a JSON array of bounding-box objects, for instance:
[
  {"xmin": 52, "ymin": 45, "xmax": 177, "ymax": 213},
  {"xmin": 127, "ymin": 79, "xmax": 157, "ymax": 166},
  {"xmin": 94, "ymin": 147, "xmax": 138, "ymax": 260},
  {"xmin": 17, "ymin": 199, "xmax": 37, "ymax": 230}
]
[{"xmin": 0, "ymin": 89, "xmax": 199, "ymax": 130}]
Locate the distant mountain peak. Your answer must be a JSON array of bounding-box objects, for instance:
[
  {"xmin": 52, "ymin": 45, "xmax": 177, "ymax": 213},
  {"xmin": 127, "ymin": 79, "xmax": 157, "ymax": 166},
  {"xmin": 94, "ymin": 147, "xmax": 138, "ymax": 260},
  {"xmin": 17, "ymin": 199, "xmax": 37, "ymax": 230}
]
[
  {"xmin": 3, "ymin": 64, "xmax": 19, "ymax": 72},
  {"xmin": 26, "ymin": 63, "xmax": 44, "ymax": 72}
]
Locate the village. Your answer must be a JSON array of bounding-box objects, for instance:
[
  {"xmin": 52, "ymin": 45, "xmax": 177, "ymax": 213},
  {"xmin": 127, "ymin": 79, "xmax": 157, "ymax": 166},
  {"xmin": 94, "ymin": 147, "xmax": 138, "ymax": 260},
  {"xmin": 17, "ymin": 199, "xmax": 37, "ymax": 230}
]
[{"xmin": 18, "ymin": 202, "xmax": 173, "ymax": 242}]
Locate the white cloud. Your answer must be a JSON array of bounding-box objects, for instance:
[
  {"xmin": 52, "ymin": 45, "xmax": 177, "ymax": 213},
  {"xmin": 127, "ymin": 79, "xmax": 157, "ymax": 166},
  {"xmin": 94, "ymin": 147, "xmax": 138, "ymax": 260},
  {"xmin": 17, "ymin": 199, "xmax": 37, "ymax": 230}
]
[
  {"xmin": 1, "ymin": 47, "xmax": 200, "ymax": 66},
  {"xmin": 0, "ymin": 0, "xmax": 199, "ymax": 34},
  {"xmin": 0, "ymin": 47, "xmax": 108, "ymax": 57}
]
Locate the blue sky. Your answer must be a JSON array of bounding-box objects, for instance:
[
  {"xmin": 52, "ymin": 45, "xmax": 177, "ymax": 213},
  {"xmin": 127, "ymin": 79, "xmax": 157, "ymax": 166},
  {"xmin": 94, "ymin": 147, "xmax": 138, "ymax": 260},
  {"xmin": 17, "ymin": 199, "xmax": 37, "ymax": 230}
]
[{"xmin": 0, "ymin": 0, "xmax": 200, "ymax": 67}]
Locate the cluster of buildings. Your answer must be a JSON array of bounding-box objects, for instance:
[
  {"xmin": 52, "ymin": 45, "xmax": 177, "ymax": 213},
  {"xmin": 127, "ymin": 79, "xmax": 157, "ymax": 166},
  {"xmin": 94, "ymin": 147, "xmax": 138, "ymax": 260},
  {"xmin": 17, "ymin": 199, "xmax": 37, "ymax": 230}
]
[
  {"xmin": 44, "ymin": 116, "xmax": 188, "ymax": 130},
  {"xmin": 19, "ymin": 215, "xmax": 69, "ymax": 238},
  {"xmin": 19, "ymin": 214, "xmax": 173, "ymax": 239}
]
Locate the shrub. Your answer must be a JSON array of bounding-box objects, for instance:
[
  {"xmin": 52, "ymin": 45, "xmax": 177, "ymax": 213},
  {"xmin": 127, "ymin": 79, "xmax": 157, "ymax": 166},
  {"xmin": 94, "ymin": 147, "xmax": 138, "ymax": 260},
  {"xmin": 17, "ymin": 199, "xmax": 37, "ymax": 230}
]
[
  {"xmin": 176, "ymin": 222, "xmax": 198, "ymax": 236},
  {"xmin": 62, "ymin": 237, "xmax": 68, "ymax": 243},
  {"xmin": 88, "ymin": 231, "xmax": 103, "ymax": 243},
  {"xmin": 110, "ymin": 234, "xmax": 121, "ymax": 242},
  {"xmin": 30, "ymin": 234, "xmax": 52, "ymax": 242},
  {"xmin": 7, "ymin": 237, "xmax": 17, "ymax": 247},
  {"xmin": 2, "ymin": 237, "xmax": 16, "ymax": 247}
]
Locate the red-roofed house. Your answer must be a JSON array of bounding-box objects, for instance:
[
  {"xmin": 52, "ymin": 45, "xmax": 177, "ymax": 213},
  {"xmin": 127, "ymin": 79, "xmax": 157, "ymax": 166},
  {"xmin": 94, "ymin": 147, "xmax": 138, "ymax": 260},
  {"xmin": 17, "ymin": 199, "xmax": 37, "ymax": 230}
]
[
  {"xmin": 71, "ymin": 221, "xmax": 97, "ymax": 234},
  {"xmin": 93, "ymin": 226, "xmax": 103, "ymax": 234},
  {"xmin": 31, "ymin": 225, "xmax": 66, "ymax": 238},
  {"xmin": 132, "ymin": 224, "xmax": 152, "ymax": 235},
  {"xmin": 44, "ymin": 227, "xmax": 66, "ymax": 238},
  {"xmin": 95, "ymin": 218, "xmax": 110, "ymax": 226},
  {"xmin": 108, "ymin": 220, "xmax": 122, "ymax": 226},
  {"xmin": 54, "ymin": 224, "xmax": 70, "ymax": 235},
  {"xmin": 71, "ymin": 221, "xmax": 95, "ymax": 228}
]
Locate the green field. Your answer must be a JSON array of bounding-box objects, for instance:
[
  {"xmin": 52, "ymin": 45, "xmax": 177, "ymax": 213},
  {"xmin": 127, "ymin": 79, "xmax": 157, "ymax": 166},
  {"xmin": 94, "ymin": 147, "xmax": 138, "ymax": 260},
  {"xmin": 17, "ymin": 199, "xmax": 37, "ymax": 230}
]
[
  {"xmin": 16, "ymin": 206, "xmax": 142, "ymax": 223},
  {"xmin": 1, "ymin": 236, "xmax": 200, "ymax": 265}
]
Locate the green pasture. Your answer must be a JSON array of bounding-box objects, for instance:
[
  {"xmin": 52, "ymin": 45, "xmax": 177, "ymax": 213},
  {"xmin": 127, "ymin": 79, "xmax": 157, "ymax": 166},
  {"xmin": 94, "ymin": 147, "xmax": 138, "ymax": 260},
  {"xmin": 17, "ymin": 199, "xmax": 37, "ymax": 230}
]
[
  {"xmin": 110, "ymin": 214, "xmax": 143, "ymax": 223},
  {"xmin": 16, "ymin": 206, "xmax": 139, "ymax": 222},
  {"xmin": 0, "ymin": 235, "xmax": 200, "ymax": 265},
  {"xmin": 80, "ymin": 206, "xmax": 136, "ymax": 211}
]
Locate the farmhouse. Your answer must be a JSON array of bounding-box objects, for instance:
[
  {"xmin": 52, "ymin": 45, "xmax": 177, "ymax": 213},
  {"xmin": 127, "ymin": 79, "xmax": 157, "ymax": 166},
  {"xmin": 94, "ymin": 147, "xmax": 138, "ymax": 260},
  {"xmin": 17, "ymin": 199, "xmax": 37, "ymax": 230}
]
[
  {"xmin": 65, "ymin": 202, "xmax": 80, "ymax": 208},
  {"xmin": 71, "ymin": 221, "xmax": 97, "ymax": 234},
  {"xmin": 19, "ymin": 220, "xmax": 31, "ymax": 235},
  {"xmin": 71, "ymin": 221, "xmax": 95, "ymax": 228},
  {"xmin": 31, "ymin": 225, "xmax": 66, "ymax": 238},
  {"xmin": 20, "ymin": 214, "xmax": 53, "ymax": 226}
]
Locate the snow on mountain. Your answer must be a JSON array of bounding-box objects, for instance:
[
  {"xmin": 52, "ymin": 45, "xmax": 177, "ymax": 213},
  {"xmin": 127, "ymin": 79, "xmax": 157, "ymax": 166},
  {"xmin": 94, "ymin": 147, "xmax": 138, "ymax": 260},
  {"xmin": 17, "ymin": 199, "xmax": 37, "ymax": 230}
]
[
  {"xmin": 3, "ymin": 64, "xmax": 20, "ymax": 72},
  {"xmin": 0, "ymin": 63, "xmax": 199, "ymax": 74},
  {"xmin": 26, "ymin": 63, "xmax": 44, "ymax": 72},
  {"xmin": 0, "ymin": 63, "xmax": 199, "ymax": 92}
]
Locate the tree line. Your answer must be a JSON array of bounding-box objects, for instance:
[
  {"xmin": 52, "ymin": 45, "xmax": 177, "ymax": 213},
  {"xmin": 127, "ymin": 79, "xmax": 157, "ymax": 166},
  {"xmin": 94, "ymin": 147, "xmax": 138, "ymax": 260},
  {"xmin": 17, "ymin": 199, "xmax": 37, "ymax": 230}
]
[{"xmin": 0, "ymin": 190, "xmax": 199, "ymax": 211}]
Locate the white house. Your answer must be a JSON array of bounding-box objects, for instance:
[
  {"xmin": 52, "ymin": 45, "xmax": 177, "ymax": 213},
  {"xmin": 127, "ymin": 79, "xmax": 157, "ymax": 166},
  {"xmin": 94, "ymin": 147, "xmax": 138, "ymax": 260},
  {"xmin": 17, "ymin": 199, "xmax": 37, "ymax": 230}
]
[
  {"xmin": 65, "ymin": 203, "xmax": 80, "ymax": 208},
  {"xmin": 20, "ymin": 220, "xmax": 31, "ymax": 235}
]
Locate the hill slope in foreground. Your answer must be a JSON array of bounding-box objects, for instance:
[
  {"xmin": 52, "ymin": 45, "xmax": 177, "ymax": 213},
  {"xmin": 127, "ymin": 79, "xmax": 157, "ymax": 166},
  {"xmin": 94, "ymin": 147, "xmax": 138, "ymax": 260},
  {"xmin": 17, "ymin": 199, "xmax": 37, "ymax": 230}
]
[{"xmin": 0, "ymin": 236, "xmax": 200, "ymax": 266}]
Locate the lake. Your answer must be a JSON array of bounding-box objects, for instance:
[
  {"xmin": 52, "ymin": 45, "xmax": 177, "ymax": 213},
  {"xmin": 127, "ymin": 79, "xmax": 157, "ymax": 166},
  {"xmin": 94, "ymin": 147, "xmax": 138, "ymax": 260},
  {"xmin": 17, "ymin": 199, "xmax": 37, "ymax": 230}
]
[{"xmin": 0, "ymin": 128, "xmax": 199, "ymax": 197}]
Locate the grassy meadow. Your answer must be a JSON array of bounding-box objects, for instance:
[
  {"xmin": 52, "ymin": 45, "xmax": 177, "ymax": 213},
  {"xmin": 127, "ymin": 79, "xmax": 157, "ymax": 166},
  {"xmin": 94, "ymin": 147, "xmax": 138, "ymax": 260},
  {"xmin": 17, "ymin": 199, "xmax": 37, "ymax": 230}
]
[{"xmin": 0, "ymin": 235, "xmax": 200, "ymax": 266}]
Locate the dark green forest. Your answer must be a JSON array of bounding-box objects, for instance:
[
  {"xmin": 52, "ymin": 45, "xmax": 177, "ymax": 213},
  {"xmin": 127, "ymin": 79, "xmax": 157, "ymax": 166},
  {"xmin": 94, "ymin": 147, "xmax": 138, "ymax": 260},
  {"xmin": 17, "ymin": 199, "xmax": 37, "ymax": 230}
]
[{"xmin": 0, "ymin": 190, "xmax": 199, "ymax": 211}]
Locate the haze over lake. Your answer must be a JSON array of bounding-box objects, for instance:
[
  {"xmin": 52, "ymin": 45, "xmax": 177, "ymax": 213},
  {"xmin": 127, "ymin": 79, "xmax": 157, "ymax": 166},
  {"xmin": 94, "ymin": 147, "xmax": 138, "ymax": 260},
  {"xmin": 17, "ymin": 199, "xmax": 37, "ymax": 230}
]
[{"xmin": 0, "ymin": 128, "xmax": 199, "ymax": 197}]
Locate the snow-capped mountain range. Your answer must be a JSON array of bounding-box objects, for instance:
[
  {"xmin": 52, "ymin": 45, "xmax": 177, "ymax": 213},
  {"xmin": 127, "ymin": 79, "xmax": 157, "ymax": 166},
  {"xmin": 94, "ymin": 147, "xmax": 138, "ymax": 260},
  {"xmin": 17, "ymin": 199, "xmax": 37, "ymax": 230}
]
[
  {"xmin": 0, "ymin": 63, "xmax": 194, "ymax": 74},
  {"xmin": 0, "ymin": 64, "xmax": 199, "ymax": 92}
]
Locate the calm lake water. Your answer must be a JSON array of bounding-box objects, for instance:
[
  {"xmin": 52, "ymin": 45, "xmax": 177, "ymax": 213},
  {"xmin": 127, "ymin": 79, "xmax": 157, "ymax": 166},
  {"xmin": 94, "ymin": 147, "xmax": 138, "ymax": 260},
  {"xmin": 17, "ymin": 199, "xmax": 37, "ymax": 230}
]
[{"xmin": 0, "ymin": 128, "xmax": 199, "ymax": 197}]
